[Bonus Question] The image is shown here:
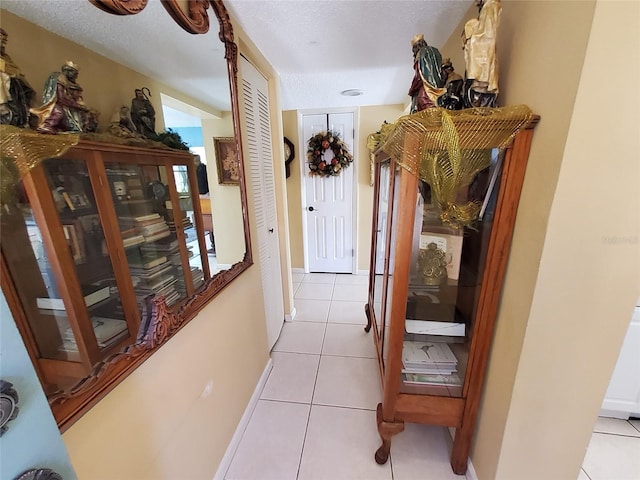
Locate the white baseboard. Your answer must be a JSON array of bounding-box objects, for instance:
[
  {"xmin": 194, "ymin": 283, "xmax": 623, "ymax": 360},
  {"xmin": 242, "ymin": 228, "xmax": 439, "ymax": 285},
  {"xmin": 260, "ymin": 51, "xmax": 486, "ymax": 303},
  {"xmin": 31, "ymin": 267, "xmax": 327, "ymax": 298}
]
[
  {"xmin": 285, "ymin": 307, "xmax": 297, "ymax": 322},
  {"xmin": 292, "ymin": 267, "xmax": 368, "ymax": 276},
  {"xmin": 213, "ymin": 358, "xmax": 273, "ymax": 480}
]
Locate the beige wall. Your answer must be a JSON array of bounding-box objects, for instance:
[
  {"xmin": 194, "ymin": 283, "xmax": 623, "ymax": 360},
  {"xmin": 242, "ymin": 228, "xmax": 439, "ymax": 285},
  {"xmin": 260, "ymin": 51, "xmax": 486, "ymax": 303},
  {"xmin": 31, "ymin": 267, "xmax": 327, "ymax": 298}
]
[
  {"xmin": 282, "ymin": 110, "xmax": 304, "ymax": 269},
  {"xmin": 443, "ymin": 1, "xmax": 640, "ymax": 479},
  {"xmin": 495, "ymin": 1, "xmax": 639, "ymax": 478},
  {"xmin": 283, "ymin": 104, "xmax": 405, "ymax": 271},
  {"xmin": 2, "ymin": 10, "xmax": 272, "ymax": 479},
  {"xmin": 444, "ymin": 1, "xmax": 596, "ymax": 477},
  {"xmin": 63, "ymin": 267, "xmax": 269, "ymax": 479}
]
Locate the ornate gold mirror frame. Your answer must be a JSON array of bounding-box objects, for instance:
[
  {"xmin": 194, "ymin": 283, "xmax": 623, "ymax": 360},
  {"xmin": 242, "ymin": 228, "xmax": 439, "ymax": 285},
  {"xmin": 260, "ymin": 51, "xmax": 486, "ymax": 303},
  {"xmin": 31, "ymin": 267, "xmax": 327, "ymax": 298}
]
[{"xmin": 17, "ymin": 0, "xmax": 253, "ymax": 430}]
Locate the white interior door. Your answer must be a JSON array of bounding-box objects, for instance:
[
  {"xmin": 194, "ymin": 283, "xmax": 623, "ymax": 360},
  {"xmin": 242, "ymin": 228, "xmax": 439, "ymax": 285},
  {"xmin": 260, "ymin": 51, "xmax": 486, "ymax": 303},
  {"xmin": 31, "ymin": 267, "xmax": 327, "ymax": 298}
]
[
  {"xmin": 239, "ymin": 56, "xmax": 285, "ymax": 350},
  {"xmin": 302, "ymin": 112, "xmax": 355, "ymax": 273}
]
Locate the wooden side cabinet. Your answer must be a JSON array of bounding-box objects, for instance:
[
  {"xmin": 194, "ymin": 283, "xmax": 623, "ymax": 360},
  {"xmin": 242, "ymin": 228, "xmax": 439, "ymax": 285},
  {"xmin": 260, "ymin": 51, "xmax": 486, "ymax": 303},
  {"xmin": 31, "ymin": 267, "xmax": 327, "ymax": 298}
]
[
  {"xmin": 1, "ymin": 138, "xmax": 210, "ymax": 393},
  {"xmin": 365, "ymin": 110, "xmax": 538, "ymax": 474}
]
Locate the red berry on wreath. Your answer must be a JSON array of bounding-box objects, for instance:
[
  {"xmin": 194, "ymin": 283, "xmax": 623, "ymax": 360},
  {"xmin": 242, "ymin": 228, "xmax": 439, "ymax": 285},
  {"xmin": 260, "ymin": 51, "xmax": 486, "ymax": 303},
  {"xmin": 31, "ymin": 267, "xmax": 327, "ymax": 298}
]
[
  {"xmin": 322, "ymin": 140, "xmax": 330, "ymax": 149},
  {"xmin": 319, "ymin": 161, "xmax": 326, "ymax": 170},
  {"xmin": 331, "ymin": 158, "xmax": 338, "ymax": 165}
]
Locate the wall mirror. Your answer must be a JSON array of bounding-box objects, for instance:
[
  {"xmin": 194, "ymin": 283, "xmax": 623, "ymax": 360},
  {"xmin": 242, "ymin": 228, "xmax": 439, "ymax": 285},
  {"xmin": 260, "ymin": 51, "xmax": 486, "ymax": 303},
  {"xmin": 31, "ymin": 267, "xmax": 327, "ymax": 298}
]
[{"xmin": 0, "ymin": 0, "xmax": 252, "ymax": 430}]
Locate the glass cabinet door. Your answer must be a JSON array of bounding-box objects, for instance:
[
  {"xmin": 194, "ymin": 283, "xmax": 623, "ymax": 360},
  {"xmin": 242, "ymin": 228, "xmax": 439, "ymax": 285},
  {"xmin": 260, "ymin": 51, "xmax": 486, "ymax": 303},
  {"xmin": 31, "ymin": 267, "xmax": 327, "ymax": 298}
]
[
  {"xmin": 399, "ymin": 148, "xmax": 504, "ymax": 397},
  {"xmin": 171, "ymin": 165, "xmax": 206, "ymax": 290},
  {"xmin": 1, "ymin": 158, "xmax": 131, "ymax": 371},
  {"xmin": 370, "ymin": 159, "xmax": 397, "ymax": 366},
  {"xmin": 104, "ymin": 161, "xmax": 191, "ymax": 307}
]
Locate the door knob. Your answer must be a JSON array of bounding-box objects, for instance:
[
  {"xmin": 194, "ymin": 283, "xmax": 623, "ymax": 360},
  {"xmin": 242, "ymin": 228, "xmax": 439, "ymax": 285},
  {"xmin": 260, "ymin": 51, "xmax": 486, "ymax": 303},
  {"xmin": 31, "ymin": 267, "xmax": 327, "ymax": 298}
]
[{"xmin": 308, "ymin": 206, "xmax": 316, "ymax": 212}]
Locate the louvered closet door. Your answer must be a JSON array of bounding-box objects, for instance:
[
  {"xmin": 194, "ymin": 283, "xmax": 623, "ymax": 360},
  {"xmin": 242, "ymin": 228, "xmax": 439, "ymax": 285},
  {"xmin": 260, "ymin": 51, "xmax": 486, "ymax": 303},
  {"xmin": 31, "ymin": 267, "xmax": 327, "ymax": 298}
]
[{"xmin": 239, "ymin": 56, "xmax": 285, "ymax": 350}]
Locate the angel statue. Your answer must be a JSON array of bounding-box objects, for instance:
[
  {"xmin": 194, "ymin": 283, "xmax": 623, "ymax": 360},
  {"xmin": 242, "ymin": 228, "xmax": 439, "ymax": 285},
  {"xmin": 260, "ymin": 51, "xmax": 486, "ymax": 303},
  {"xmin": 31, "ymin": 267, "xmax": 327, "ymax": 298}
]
[{"xmin": 31, "ymin": 61, "xmax": 99, "ymax": 134}]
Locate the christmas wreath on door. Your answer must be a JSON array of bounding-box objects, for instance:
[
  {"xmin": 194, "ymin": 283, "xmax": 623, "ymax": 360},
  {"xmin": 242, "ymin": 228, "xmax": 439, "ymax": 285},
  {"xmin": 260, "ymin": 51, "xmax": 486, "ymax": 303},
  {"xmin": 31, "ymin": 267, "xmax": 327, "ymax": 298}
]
[{"xmin": 306, "ymin": 130, "xmax": 353, "ymax": 177}]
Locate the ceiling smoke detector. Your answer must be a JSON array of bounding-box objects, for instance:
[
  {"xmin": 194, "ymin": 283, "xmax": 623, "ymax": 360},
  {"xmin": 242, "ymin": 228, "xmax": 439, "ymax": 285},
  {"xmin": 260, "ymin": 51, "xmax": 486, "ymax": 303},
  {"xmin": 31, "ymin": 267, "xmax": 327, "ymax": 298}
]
[{"xmin": 341, "ymin": 89, "xmax": 364, "ymax": 97}]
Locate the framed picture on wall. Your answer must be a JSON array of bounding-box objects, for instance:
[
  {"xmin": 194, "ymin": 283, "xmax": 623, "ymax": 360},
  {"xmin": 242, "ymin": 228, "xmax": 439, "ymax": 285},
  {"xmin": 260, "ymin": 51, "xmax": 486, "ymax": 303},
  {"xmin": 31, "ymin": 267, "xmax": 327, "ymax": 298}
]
[{"xmin": 213, "ymin": 137, "xmax": 239, "ymax": 185}]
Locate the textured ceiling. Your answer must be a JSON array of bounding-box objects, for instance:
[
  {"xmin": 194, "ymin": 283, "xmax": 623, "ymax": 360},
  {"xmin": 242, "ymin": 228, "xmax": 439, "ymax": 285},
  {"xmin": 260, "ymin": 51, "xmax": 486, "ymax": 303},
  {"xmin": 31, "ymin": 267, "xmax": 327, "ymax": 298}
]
[
  {"xmin": 226, "ymin": 0, "xmax": 472, "ymax": 110},
  {"xmin": 2, "ymin": 0, "xmax": 473, "ymax": 115},
  {"xmin": 1, "ymin": 0, "xmax": 230, "ymax": 116}
]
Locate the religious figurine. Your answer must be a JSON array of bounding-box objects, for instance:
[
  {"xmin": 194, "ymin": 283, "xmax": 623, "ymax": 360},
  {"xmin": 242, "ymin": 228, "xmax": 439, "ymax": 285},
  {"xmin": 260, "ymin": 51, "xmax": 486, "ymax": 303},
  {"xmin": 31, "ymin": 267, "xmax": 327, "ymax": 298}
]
[
  {"xmin": 130, "ymin": 87, "xmax": 156, "ymax": 139},
  {"xmin": 31, "ymin": 61, "xmax": 99, "ymax": 134},
  {"xmin": 107, "ymin": 105, "xmax": 142, "ymax": 138},
  {"xmin": 408, "ymin": 34, "xmax": 447, "ymax": 113},
  {"xmin": 0, "ymin": 28, "xmax": 35, "ymax": 127},
  {"xmin": 461, "ymin": 0, "xmax": 501, "ymax": 108},
  {"xmin": 437, "ymin": 58, "xmax": 464, "ymax": 110}
]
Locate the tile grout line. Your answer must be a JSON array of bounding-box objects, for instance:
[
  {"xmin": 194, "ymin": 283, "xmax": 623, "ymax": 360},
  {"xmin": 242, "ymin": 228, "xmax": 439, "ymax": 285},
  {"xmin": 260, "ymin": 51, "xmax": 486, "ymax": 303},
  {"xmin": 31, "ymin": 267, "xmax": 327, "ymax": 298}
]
[
  {"xmin": 295, "ymin": 299, "xmax": 329, "ymax": 480},
  {"xmin": 628, "ymin": 419, "xmax": 640, "ymax": 434},
  {"xmin": 592, "ymin": 430, "xmax": 640, "ymax": 439}
]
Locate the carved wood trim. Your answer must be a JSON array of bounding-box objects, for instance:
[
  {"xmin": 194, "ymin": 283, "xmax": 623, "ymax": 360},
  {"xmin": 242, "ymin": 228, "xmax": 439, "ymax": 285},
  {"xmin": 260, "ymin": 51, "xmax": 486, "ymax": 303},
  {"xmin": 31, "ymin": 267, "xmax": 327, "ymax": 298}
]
[
  {"xmin": 89, "ymin": 0, "xmax": 148, "ymax": 16},
  {"xmin": 210, "ymin": 0, "xmax": 253, "ymax": 266},
  {"xmin": 211, "ymin": 0, "xmax": 236, "ymax": 71},
  {"xmin": 49, "ymin": 260, "xmax": 251, "ymax": 430},
  {"xmin": 89, "ymin": 0, "xmax": 213, "ymax": 35},
  {"xmin": 161, "ymin": 0, "xmax": 211, "ymax": 35}
]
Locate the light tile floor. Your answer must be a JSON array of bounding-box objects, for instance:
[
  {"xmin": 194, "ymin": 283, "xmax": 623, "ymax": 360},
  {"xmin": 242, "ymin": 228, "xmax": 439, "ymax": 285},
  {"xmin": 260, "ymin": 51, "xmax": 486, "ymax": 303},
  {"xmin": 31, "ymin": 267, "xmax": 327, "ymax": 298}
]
[
  {"xmin": 224, "ymin": 273, "xmax": 640, "ymax": 480},
  {"xmin": 580, "ymin": 416, "xmax": 640, "ymax": 480}
]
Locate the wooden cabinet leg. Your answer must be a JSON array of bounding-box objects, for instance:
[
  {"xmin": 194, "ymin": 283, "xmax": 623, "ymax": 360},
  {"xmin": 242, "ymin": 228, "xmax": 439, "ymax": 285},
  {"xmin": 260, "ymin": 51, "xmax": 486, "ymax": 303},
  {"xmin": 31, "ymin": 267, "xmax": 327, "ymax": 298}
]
[
  {"xmin": 364, "ymin": 303, "xmax": 372, "ymax": 333},
  {"xmin": 450, "ymin": 425, "xmax": 471, "ymax": 474},
  {"xmin": 375, "ymin": 403, "xmax": 404, "ymax": 465}
]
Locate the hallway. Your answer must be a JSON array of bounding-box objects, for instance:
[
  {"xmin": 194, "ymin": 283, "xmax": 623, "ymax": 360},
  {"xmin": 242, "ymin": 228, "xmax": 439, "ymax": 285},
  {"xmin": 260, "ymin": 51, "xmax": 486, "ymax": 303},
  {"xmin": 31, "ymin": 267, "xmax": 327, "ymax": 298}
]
[
  {"xmin": 223, "ymin": 273, "xmax": 640, "ymax": 480},
  {"xmin": 224, "ymin": 272, "xmax": 465, "ymax": 479}
]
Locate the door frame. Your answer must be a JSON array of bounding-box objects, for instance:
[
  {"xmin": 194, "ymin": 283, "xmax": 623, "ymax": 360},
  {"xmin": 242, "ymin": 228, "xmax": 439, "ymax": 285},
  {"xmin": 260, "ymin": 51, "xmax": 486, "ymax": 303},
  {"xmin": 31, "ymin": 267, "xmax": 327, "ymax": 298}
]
[{"xmin": 297, "ymin": 107, "xmax": 359, "ymax": 274}]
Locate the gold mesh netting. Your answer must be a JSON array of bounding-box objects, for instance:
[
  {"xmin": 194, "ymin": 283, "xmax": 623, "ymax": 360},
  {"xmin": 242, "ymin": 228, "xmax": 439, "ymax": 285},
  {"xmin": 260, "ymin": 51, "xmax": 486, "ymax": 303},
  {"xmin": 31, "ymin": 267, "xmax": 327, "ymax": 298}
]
[
  {"xmin": 377, "ymin": 105, "xmax": 534, "ymax": 228},
  {"xmin": 1, "ymin": 125, "xmax": 80, "ymax": 206},
  {"xmin": 366, "ymin": 121, "xmax": 395, "ymax": 152}
]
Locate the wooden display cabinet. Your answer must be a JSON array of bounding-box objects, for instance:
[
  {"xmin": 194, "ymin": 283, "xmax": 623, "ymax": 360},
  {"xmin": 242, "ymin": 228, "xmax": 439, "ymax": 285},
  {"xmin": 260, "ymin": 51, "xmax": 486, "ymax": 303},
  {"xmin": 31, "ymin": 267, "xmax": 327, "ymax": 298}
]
[
  {"xmin": 365, "ymin": 111, "xmax": 538, "ymax": 474},
  {"xmin": 1, "ymin": 138, "xmax": 210, "ymax": 393}
]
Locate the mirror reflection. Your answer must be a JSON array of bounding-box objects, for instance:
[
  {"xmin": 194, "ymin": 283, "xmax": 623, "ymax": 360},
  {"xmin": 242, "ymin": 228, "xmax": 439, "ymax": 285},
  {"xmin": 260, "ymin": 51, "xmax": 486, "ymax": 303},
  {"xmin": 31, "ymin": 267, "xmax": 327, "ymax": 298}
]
[
  {"xmin": 2, "ymin": 0, "xmax": 246, "ymax": 275},
  {"xmin": 0, "ymin": 0, "xmax": 250, "ymax": 422}
]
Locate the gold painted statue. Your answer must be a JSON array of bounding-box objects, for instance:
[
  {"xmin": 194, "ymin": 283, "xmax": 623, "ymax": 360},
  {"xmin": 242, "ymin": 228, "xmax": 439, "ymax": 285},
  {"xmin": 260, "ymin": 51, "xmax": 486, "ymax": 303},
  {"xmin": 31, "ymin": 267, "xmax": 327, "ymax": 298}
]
[{"xmin": 461, "ymin": 0, "xmax": 501, "ymax": 107}]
